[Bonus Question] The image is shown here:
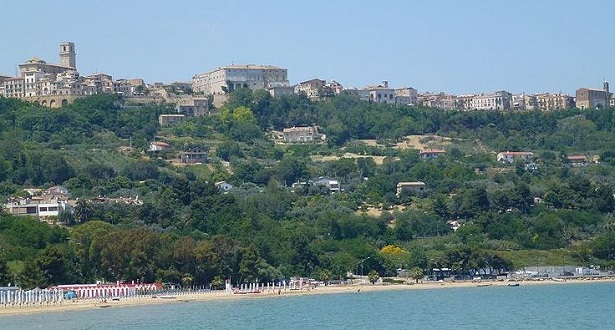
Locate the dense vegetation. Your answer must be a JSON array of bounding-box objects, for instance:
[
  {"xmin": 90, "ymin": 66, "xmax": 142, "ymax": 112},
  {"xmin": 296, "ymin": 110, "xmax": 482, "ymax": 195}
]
[{"xmin": 0, "ymin": 91, "xmax": 614, "ymax": 289}]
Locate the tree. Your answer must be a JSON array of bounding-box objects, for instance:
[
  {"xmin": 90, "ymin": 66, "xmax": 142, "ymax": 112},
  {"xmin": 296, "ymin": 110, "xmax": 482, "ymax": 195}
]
[
  {"xmin": 211, "ymin": 276, "xmax": 225, "ymax": 290},
  {"xmin": 36, "ymin": 244, "xmax": 79, "ymax": 287},
  {"xmin": 367, "ymin": 270, "xmax": 380, "ymax": 284},
  {"xmin": 409, "ymin": 267, "xmax": 424, "ymax": 283},
  {"xmin": 0, "ymin": 256, "xmax": 9, "ymax": 286},
  {"xmin": 74, "ymin": 199, "xmax": 94, "ymax": 223}
]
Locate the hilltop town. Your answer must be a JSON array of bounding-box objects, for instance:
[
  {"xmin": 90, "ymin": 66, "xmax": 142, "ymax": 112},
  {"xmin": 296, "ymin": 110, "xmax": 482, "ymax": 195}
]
[
  {"xmin": 0, "ymin": 41, "xmax": 615, "ymax": 292},
  {"xmin": 1, "ymin": 42, "xmax": 612, "ymax": 111}
]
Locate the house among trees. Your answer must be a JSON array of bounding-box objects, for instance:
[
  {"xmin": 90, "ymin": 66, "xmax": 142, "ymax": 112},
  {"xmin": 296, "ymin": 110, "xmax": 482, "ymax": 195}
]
[
  {"xmin": 566, "ymin": 155, "xmax": 588, "ymax": 167},
  {"xmin": 283, "ymin": 126, "xmax": 318, "ymax": 143},
  {"xmin": 294, "ymin": 78, "xmax": 326, "ymax": 100},
  {"xmin": 174, "ymin": 96, "xmax": 209, "ymax": 116},
  {"xmin": 419, "ymin": 148, "xmax": 446, "ymax": 160},
  {"xmin": 3, "ymin": 186, "xmax": 72, "ymax": 218},
  {"xmin": 310, "ymin": 177, "xmax": 340, "ymax": 193},
  {"xmin": 396, "ymin": 181, "xmax": 426, "ymax": 197},
  {"xmin": 496, "ymin": 151, "xmax": 534, "ymax": 164},
  {"xmin": 215, "ymin": 181, "xmax": 233, "ymax": 192},
  {"xmin": 149, "ymin": 141, "xmax": 171, "ymax": 152},
  {"xmin": 180, "ymin": 148, "xmax": 209, "ymax": 164},
  {"xmin": 158, "ymin": 114, "xmax": 185, "ymax": 126}
]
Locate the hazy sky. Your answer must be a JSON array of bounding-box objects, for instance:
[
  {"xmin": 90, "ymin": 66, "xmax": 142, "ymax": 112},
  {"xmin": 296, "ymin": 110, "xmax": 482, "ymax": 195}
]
[{"xmin": 1, "ymin": 0, "xmax": 613, "ymax": 95}]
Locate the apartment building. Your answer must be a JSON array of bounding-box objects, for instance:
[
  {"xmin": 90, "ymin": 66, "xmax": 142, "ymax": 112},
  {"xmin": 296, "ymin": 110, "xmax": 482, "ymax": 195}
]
[
  {"xmin": 576, "ymin": 81, "xmax": 611, "ymax": 109},
  {"xmin": 535, "ymin": 93, "xmax": 574, "ymax": 111},
  {"xmin": 511, "ymin": 93, "xmax": 538, "ymax": 111},
  {"xmin": 395, "ymin": 87, "xmax": 418, "ymax": 105},
  {"xmin": 472, "ymin": 91, "xmax": 512, "ymax": 110},
  {"xmin": 418, "ymin": 92, "xmax": 458, "ymax": 109},
  {"xmin": 456, "ymin": 95, "xmax": 475, "ymax": 110},
  {"xmin": 192, "ymin": 64, "xmax": 289, "ymax": 95}
]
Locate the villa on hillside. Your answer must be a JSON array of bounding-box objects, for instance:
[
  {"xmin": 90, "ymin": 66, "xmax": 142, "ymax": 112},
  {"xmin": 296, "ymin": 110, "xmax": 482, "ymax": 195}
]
[
  {"xmin": 396, "ymin": 181, "xmax": 426, "ymax": 197},
  {"xmin": 566, "ymin": 155, "xmax": 588, "ymax": 167},
  {"xmin": 310, "ymin": 177, "xmax": 340, "ymax": 193},
  {"xmin": 419, "ymin": 148, "xmax": 446, "ymax": 160},
  {"xmin": 496, "ymin": 151, "xmax": 534, "ymax": 164},
  {"xmin": 158, "ymin": 114, "xmax": 185, "ymax": 126},
  {"xmin": 282, "ymin": 126, "xmax": 318, "ymax": 143},
  {"xmin": 3, "ymin": 186, "xmax": 73, "ymax": 218},
  {"xmin": 180, "ymin": 148, "xmax": 209, "ymax": 164},
  {"xmin": 149, "ymin": 141, "xmax": 171, "ymax": 152}
]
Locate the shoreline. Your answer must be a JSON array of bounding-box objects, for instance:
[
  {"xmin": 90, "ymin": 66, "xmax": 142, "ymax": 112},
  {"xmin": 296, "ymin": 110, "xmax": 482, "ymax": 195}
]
[{"xmin": 1, "ymin": 277, "xmax": 613, "ymax": 317}]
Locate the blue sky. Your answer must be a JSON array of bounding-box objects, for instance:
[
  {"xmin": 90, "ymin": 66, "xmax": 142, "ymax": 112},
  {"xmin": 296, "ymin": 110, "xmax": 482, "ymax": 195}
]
[{"xmin": 1, "ymin": 0, "xmax": 613, "ymax": 95}]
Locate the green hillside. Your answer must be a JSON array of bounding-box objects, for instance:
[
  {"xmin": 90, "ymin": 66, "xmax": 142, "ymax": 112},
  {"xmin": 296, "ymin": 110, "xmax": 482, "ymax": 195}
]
[{"xmin": 0, "ymin": 91, "xmax": 614, "ymax": 288}]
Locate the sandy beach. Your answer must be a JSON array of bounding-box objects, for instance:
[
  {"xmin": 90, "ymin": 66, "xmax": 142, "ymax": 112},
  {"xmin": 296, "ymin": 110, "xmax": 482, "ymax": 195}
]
[{"xmin": 1, "ymin": 277, "xmax": 613, "ymax": 317}]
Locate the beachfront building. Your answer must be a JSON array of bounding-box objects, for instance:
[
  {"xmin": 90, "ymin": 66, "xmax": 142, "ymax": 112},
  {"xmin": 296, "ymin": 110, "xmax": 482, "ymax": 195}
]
[
  {"xmin": 191, "ymin": 64, "xmax": 289, "ymax": 95},
  {"xmin": 496, "ymin": 151, "xmax": 534, "ymax": 164},
  {"xmin": 55, "ymin": 282, "xmax": 162, "ymax": 299},
  {"xmin": 396, "ymin": 181, "xmax": 426, "ymax": 197},
  {"xmin": 576, "ymin": 81, "xmax": 611, "ymax": 109}
]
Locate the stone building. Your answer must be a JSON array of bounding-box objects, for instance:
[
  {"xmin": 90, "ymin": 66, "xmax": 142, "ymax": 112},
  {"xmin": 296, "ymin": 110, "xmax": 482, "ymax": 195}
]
[
  {"xmin": 283, "ymin": 126, "xmax": 318, "ymax": 143},
  {"xmin": 535, "ymin": 93, "xmax": 574, "ymax": 111},
  {"xmin": 576, "ymin": 81, "xmax": 611, "ymax": 109},
  {"xmin": 192, "ymin": 64, "xmax": 289, "ymax": 95}
]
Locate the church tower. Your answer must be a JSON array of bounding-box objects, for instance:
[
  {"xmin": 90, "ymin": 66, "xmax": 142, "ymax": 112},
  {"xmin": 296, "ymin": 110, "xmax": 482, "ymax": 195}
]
[{"xmin": 59, "ymin": 42, "xmax": 76, "ymax": 69}]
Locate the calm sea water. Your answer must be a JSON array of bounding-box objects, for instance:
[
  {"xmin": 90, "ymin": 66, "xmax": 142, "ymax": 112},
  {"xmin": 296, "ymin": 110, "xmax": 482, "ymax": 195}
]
[{"xmin": 2, "ymin": 282, "xmax": 614, "ymax": 329}]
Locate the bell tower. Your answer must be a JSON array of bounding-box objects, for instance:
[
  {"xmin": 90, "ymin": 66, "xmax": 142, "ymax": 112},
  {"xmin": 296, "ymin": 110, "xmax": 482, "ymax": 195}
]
[{"xmin": 59, "ymin": 42, "xmax": 76, "ymax": 69}]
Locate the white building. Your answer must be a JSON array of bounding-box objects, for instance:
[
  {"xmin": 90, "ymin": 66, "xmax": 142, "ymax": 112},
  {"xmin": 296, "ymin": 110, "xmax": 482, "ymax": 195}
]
[
  {"xmin": 192, "ymin": 64, "xmax": 289, "ymax": 95},
  {"xmin": 310, "ymin": 177, "xmax": 340, "ymax": 192},
  {"xmin": 365, "ymin": 81, "xmax": 395, "ymax": 104},
  {"xmin": 472, "ymin": 91, "xmax": 512, "ymax": 110},
  {"xmin": 496, "ymin": 151, "xmax": 534, "ymax": 163}
]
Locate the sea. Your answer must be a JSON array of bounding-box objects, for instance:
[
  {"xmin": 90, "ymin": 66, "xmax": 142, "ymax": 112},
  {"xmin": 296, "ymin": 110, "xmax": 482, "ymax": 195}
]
[{"xmin": 2, "ymin": 282, "xmax": 614, "ymax": 329}]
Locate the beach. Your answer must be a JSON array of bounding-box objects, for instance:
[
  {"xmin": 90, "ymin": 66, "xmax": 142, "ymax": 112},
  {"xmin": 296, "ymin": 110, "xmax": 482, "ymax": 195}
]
[{"xmin": 1, "ymin": 277, "xmax": 613, "ymax": 317}]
